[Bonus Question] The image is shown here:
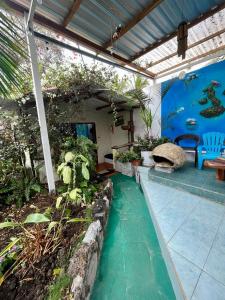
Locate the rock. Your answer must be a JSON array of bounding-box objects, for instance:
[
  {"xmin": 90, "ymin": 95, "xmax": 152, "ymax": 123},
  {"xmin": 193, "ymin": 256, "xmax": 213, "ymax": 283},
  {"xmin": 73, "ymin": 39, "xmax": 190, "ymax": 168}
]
[
  {"xmin": 71, "ymin": 275, "xmax": 83, "ymax": 299},
  {"xmin": 85, "ymin": 251, "xmax": 98, "ymax": 293},
  {"xmin": 152, "ymin": 143, "xmax": 186, "ymax": 169},
  {"xmin": 82, "ymin": 221, "xmax": 101, "ymax": 245},
  {"xmin": 67, "ymin": 179, "xmax": 113, "ymax": 300}
]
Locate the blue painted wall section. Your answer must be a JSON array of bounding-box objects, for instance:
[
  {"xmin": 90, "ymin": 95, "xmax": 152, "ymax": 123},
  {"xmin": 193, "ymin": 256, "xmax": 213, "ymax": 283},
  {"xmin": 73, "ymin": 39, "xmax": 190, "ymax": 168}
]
[{"xmin": 161, "ymin": 60, "xmax": 225, "ymax": 145}]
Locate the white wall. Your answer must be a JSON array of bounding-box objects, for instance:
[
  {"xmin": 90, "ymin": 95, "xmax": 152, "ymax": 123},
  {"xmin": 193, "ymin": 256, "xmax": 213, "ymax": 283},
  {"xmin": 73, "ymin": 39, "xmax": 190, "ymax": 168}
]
[
  {"xmin": 110, "ymin": 111, "xmax": 130, "ymax": 148},
  {"xmin": 65, "ymin": 101, "xmax": 129, "ymax": 163},
  {"xmin": 59, "ymin": 83, "xmax": 162, "ymax": 163},
  {"xmin": 133, "ymin": 83, "xmax": 161, "ymax": 138}
]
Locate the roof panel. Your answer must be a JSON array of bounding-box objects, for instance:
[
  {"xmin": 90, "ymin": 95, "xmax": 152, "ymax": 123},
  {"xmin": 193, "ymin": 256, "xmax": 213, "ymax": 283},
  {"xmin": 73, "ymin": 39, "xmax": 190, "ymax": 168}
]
[
  {"xmin": 7, "ymin": 0, "xmax": 225, "ymax": 77},
  {"xmin": 135, "ymin": 6, "xmax": 225, "ymax": 75}
]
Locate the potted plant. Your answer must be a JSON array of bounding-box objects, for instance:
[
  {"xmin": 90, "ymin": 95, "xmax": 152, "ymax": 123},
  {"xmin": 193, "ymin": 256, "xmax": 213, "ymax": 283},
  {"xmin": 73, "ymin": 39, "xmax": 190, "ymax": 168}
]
[
  {"xmin": 134, "ymin": 136, "xmax": 170, "ymax": 167},
  {"xmin": 115, "ymin": 150, "xmax": 141, "ymax": 176}
]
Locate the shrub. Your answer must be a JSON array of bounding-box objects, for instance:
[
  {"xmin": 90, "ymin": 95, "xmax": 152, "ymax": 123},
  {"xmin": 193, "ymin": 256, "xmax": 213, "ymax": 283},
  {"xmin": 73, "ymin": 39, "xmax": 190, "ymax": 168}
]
[{"xmin": 116, "ymin": 150, "xmax": 140, "ymax": 163}]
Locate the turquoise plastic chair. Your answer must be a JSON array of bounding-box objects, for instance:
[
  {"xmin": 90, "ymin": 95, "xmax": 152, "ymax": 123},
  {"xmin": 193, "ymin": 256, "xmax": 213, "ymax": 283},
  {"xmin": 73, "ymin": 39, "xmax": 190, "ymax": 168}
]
[{"xmin": 197, "ymin": 132, "xmax": 225, "ymax": 169}]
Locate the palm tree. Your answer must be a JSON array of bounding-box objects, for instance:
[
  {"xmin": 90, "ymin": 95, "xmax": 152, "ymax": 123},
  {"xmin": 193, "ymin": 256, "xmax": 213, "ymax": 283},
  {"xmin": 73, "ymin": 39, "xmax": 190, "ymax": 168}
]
[{"xmin": 0, "ymin": 7, "xmax": 27, "ymax": 98}]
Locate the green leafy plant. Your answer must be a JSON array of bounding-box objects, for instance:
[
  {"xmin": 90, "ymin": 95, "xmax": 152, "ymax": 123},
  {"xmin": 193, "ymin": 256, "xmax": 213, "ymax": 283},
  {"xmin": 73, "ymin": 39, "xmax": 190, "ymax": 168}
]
[
  {"xmin": 140, "ymin": 107, "xmax": 153, "ymax": 136},
  {"xmin": 0, "ymin": 8, "xmax": 27, "ymax": 98},
  {"xmin": 116, "ymin": 150, "xmax": 140, "ymax": 163},
  {"xmin": 61, "ymin": 136, "xmax": 97, "ymax": 173},
  {"xmin": 47, "ymin": 272, "xmax": 71, "ymax": 300},
  {"xmin": 57, "ymin": 152, "xmax": 90, "ymax": 205},
  {"xmin": 134, "ymin": 135, "xmax": 170, "ymax": 152}
]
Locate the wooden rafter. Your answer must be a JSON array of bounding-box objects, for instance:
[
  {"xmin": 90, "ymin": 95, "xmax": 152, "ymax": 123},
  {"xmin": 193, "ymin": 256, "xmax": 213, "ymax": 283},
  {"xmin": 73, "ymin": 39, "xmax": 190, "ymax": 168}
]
[
  {"xmin": 5, "ymin": 0, "xmax": 155, "ymax": 79},
  {"xmin": 149, "ymin": 28, "xmax": 225, "ymax": 68},
  {"xmin": 103, "ymin": 0, "xmax": 163, "ymax": 49},
  {"xmin": 131, "ymin": 2, "xmax": 225, "ymax": 61},
  {"xmin": 62, "ymin": 0, "xmax": 82, "ymax": 27},
  {"xmin": 157, "ymin": 45, "xmax": 225, "ymax": 76}
]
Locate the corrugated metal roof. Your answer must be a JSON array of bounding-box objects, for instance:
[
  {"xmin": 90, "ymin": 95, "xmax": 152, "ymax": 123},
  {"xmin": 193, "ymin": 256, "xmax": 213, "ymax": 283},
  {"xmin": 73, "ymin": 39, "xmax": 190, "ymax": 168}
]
[
  {"xmin": 8, "ymin": 0, "xmax": 225, "ymax": 76},
  {"xmin": 137, "ymin": 7, "xmax": 225, "ymax": 75}
]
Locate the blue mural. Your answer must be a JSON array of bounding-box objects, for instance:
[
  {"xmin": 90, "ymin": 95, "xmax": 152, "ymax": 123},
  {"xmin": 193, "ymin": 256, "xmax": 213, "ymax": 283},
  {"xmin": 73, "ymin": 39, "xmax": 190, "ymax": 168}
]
[{"xmin": 161, "ymin": 60, "xmax": 225, "ymax": 144}]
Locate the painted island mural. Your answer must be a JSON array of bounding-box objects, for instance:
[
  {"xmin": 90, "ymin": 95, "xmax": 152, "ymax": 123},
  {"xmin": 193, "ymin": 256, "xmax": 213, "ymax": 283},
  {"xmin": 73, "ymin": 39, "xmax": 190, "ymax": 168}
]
[{"xmin": 161, "ymin": 60, "xmax": 225, "ymax": 145}]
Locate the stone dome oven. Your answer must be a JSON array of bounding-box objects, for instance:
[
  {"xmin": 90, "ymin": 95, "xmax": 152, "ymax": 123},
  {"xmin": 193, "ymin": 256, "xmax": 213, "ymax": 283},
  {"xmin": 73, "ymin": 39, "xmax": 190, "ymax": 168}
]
[{"xmin": 152, "ymin": 143, "xmax": 186, "ymax": 169}]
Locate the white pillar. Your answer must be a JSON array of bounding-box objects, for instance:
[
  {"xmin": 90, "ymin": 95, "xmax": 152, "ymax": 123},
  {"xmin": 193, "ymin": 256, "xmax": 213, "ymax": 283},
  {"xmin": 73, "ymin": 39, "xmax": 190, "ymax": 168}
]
[{"xmin": 24, "ymin": 14, "xmax": 55, "ymax": 192}]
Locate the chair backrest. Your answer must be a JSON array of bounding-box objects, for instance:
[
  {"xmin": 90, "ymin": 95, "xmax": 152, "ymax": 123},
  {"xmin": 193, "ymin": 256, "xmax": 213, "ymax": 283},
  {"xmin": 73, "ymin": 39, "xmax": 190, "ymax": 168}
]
[
  {"xmin": 202, "ymin": 132, "xmax": 225, "ymax": 153},
  {"xmin": 174, "ymin": 134, "xmax": 200, "ymax": 148}
]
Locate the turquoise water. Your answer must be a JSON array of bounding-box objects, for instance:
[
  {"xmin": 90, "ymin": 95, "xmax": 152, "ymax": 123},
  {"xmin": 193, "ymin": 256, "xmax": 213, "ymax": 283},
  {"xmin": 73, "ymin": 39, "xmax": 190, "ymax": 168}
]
[{"xmin": 91, "ymin": 174, "xmax": 175, "ymax": 300}]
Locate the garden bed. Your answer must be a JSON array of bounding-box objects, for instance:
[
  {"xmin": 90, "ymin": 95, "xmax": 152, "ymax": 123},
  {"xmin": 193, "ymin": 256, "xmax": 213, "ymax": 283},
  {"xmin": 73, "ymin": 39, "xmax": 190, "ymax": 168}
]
[{"xmin": 0, "ymin": 179, "xmax": 112, "ymax": 300}]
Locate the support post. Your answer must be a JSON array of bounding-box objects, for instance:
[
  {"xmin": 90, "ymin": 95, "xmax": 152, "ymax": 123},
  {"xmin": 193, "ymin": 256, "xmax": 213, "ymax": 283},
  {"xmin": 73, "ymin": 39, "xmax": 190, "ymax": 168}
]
[{"xmin": 24, "ymin": 12, "xmax": 55, "ymax": 192}]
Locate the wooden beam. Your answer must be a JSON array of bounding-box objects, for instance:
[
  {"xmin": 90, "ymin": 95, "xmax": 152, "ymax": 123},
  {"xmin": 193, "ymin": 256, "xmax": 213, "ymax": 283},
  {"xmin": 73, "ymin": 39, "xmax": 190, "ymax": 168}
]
[
  {"xmin": 96, "ymin": 101, "xmax": 127, "ymax": 110},
  {"xmin": 103, "ymin": 0, "xmax": 163, "ymax": 49},
  {"xmin": 5, "ymin": 0, "xmax": 155, "ymax": 79},
  {"xmin": 157, "ymin": 45, "xmax": 225, "ymax": 76},
  {"xmin": 131, "ymin": 2, "xmax": 225, "ymax": 61},
  {"xmin": 62, "ymin": 0, "xmax": 82, "ymax": 27},
  {"xmin": 149, "ymin": 28, "xmax": 225, "ymax": 68}
]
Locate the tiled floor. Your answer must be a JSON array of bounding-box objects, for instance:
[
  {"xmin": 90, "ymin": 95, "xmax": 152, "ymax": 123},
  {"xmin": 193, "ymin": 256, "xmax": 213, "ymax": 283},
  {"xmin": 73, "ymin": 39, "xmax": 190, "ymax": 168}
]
[
  {"xmin": 139, "ymin": 167, "xmax": 225, "ymax": 300},
  {"xmin": 148, "ymin": 162, "xmax": 225, "ymax": 204}
]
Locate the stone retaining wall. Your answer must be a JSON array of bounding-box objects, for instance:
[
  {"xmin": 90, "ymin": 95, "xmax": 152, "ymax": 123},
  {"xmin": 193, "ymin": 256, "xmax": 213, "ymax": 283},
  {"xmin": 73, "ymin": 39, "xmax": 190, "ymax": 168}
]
[{"xmin": 67, "ymin": 179, "xmax": 113, "ymax": 300}]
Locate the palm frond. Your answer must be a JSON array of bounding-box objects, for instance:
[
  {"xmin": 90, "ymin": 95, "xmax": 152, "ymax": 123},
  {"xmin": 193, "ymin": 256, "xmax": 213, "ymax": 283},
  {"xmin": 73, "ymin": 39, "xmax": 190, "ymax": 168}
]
[{"xmin": 0, "ymin": 9, "xmax": 27, "ymax": 98}]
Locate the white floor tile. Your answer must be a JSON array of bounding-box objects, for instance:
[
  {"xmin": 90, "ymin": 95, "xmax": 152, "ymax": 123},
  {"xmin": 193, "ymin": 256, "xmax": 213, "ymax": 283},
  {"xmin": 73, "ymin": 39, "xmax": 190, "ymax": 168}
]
[
  {"xmin": 169, "ymin": 248, "xmax": 201, "ymax": 299},
  {"xmin": 204, "ymin": 246, "xmax": 225, "ymax": 286},
  {"xmin": 169, "ymin": 228, "xmax": 212, "ymax": 269},
  {"xmin": 192, "ymin": 272, "xmax": 225, "ymax": 300}
]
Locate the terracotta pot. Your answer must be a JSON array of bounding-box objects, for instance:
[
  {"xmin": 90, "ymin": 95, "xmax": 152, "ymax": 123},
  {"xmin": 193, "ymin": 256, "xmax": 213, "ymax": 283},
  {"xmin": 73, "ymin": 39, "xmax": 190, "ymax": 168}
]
[{"xmin": 132, "ymin": 159, "xmax": 142, "ymax": 166}]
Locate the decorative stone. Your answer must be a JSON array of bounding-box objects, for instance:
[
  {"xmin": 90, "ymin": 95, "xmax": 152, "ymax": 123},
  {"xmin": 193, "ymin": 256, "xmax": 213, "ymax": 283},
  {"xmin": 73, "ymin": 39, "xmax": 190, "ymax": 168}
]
[
  {"xmin": 71, "ymin": 275, "xmax": 83, "ymax": 299},
  {"xmin": 152, "ymin": 143, "xmax": 186, "ymax": 169},
  {"xmin": 83, "ymin": 220, "xmax": 101, "ymax": 245},
  {"xmin": 67, "ymin": 179, "xmax": 113, "ymax": 300}
]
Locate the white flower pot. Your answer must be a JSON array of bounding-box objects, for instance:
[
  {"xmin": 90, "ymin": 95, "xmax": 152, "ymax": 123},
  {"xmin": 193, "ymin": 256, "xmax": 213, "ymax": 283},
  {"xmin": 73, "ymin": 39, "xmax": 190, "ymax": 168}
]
[{"xmin": 141, "ymin": 151, "xmax": 154, "ymax": 167}]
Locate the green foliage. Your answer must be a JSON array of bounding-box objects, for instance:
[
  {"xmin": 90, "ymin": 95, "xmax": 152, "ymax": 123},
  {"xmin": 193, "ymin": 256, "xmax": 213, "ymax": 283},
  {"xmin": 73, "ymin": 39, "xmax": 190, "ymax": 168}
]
[
  {"xmin": 140, "ymin": 108, "xmax": 153, "ymax": 135},
  {"xmin": 0, "ymin": 159, "xmax": 41, "ymax": 207},
  {"xmin": 0, "ymin": 238, "xmax": 21, "ymax": 283},
  {"xmin": 0, "ymin": 109, "xmax": 42, "ymax": 206},
  {"xmin": 61, "ymin": 136, "xmax": 97, "ymax": 173},
  {"xmin": 42, "ymin": 63, "xmax": 117, "ymax": 92},
  {"xmin": 135, "ymin": 135, "xmax": 170, "ymax": 152},
  {"xmin": 57, "ymin": 151, "xmax": 91, "ymax": 205},
  {"xmin": 0, "ymin": 8, "xmax": 27, "ymax": 98},
  {"xmin": 46, "ymin": 273, "xmax": 71, "ymax": 300},
  {"xmin": 24, "ymin": 213, "xmax": 50, "ymax": 224},
  {"xmin": 116, "ymin": 150, "xmax": 140, "ymax": 163}
]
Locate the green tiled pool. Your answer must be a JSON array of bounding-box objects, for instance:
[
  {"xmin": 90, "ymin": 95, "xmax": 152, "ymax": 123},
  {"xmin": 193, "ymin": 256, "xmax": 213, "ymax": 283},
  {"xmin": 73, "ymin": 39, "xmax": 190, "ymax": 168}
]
[{"xmin": 91, "ymin": 174, "xmax": 175, "ymax": 300}]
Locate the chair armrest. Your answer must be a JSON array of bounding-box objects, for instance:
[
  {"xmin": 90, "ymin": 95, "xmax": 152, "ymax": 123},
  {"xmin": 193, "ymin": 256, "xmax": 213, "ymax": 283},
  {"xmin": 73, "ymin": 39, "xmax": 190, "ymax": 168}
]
[{"xmin": 197, "ymin": 145, "xmax": 206, "ymax": 154}]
